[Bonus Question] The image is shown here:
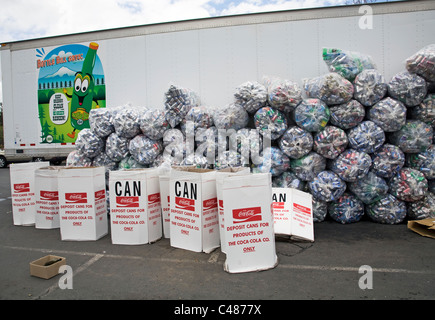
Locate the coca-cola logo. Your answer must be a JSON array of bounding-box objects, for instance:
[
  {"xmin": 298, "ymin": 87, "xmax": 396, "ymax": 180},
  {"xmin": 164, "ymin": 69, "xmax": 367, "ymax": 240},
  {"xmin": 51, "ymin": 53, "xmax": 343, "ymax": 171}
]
[
  {"xmin": 233, "ymin": 207, "xmax": 262, "ymax": 224},
  {"xmin": 95, "ymin": 189, "xmax": 106, "ymax": 201},
  {"xmin": 65, "ymin": 192, "xmax": 87, "ymax": 204},
  {"xmin": 203, "ymin": 198, "xmax": 217, "ymax": 210},
  {"xmin": 14, "ymin": 183, "xmax": 30, "ymax": 193},
  {"xmin": 40, "ymin": 190, "xmax": 59, "ymax": 201},
  {"xmin": 148, "ymin": 193, "xmax": 161, "ymax": 204},
  {"xmin": 116, "ymin": 196, "xmax": 139, "ymax": 208},
  {"xmin": 175, "ymin": 197, "xmax": 195, "ymax": 212},
  {"xmin": 273, "ymin": 202, "xmax": 284, "ymax": 210}
]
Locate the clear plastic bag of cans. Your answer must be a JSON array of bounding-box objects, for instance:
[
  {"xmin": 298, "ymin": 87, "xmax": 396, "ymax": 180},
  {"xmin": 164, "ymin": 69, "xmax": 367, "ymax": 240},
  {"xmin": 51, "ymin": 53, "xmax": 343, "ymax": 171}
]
[
  {"xmin": 272, "ymin": 171, "xmax": 306, "ymax": 191},
  {"xmin": 251, "ymin": 146, "xmax": 290, "ymax": 177},
  {"xmin": 303, "ymin": 73, "xmax": 354, "ymax": 105},
  {"xmin": 312, "ymin": 198, "xmax": 328, "ymax": 223},
  {"xmin": 322, "ymin": 48, "xmax": 376, "ymax": 82},
  {"xmin": 139, "ymin": 108, "xmax": 171, "ymax": 140},
  {"xmin": 331, "ymin": 149, "xmax": 372, "ymax": 182},
  {"xmin": 308, "ymin": 170, "xmax": 346, "ymax": 202},
  {"xmin": 215, "ymin": 150, "xmax": 248, "ymax": 171},
  {"xmin": 407, "ymin": 192, "xmax": 435, "ymax": 220},
  {"xmin": 329, "ymin": 99, "xmax": 365, "ymax": 130},
  {"xmin": 353, "ymin": 69, "xmax": 387, "ymax": 107},
  {"xmin": 279, "ymin": 126, "xmax": 313, "ymax": 160},
  {"xmin": 328, "ymin": 193, "xmax": 365, "ymax": 224},
  {"xmin": 365, "ymin": 194, "xmax": 407, "ymax": 224},
  {"xmin": 231, "ymin": 128, "xmax": 263, "ymax": 162},
  {"xmin": 234, "ymin": 81, "xmax": 267, "ymax": 114},
  {"xmin": 75, "ymin": 128, "xmax": 105, "ymax": 159},
  {"xmin": 118, "ymin": 155, "xmax": 147, "ymax": 170},
  {"xmin": 129, "ymin": 134, "xmax": 163, "ymax": 166},
  {"xmin": 405, "ymin": 44, "xmax": 435, "ymax": 82},
  {"xmin": 254, "ymin": 106, "xmax": 288, "ymax": 140},
  {"xmin": 213, "ymin": 103, "xmax": 249, "ymax": 131},
  {"xmin": 92, "ymin": 152, "xmax": 118, "ymax": 171},
  {"xmin": 180, "ymin": 154, "xmax": 210, "ymax": 169},
  {"xmin": 294, "ymin": 99, "xmax": 330, "ymax": 132},
  {"xmin": 406, "ymin": 145, "xmax": 435, "ymax": 180},
  {"xmin": 409, "ymin": 94, "xmax": 435, "ymax": 127},
  {"xmin": 105, "ymin": 132, "xmax": 130, "ymax": 162},
  {"xmin": 162, "ymin": 128, "xmax": 186, "ymax": 164},
  {"xmin": 113, "ymin": 106, "xmax": 144, "ymax": 139},
  {"xmin": 89, "ymin": 108, "xmax": 115, "ymax": 138},
  {"xmin": 371, "ymin": 144, "xmax": 405, "ymax": 178},
  {"xmin": 388, "ymin": 71, "xmax": 427, "ymax": 107},
  {"xmin": 389, "ymin": 120, "xmax": 433, "ymax": 153},
  {"xmin": 290, "ymin": 151, "xmax": 326, "ymax": 181},
  {"xmin": 368, "ymin": 97, "xmax": 406, "ymax": 132},
  {"xmin": 347, "ymin": 121, "xmax": 385, "ymax": 154},
  {"xmin": 348, "ymin": 171, "xmax": 388, "ymax": 204},
  {"xmin": 180, "ymin": 105, "xmax": 214, "ymax": 133},
  {"xmin": 66, "ymin": 150, "xmax": 93, "ymax": 167},
  {"xmin": 313, "ymin": 125, "xmax": 348, "ymax": 159},
  {"xmin": 265, "ymin": 77, "xmax": 303, "ymax": 113},
  {"xmin": 389, "ymin": 168, "xmax": 428, "ymax": 202},
  {"xmin": 164, "ymin": 84, "xmax": 200, "ymax": 128}
]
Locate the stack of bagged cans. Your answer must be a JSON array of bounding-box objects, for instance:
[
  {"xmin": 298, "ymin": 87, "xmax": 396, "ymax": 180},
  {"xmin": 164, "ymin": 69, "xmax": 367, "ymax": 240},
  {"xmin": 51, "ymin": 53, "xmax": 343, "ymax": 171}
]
[{"xmin": 67, "ymin": 45, "xmax": 435, "ymax": 225}]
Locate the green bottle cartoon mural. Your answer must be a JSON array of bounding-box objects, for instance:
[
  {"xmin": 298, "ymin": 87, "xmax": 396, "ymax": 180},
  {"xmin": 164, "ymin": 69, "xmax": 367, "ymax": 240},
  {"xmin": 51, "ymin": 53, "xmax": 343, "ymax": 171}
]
[
  {"xmin": 37, "ymin": 42, "xmax": 106, "ymax": 144},
  {"xmin": 64, "ymin": 42, "xmax": 100, "ymax": 139}
]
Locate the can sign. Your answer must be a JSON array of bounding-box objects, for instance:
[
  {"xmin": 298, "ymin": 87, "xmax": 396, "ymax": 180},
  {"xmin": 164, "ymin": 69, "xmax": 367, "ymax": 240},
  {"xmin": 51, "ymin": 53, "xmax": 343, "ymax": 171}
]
[
  {"xmin": 169, "ymin": 167, "xmax": 219, "ymax": 253},
  {"xmin": 109, "ymin": 168, "xmax": 162, "ymax": 245}
]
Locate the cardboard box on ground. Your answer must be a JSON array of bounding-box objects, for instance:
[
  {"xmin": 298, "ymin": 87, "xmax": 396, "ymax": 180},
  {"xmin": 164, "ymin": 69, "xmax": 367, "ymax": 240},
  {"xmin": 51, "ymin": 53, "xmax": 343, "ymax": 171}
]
[
  {"xmin": 29, "ymin": 255, "xmax": 66, "ymax": 279},
  {"xmin": 109, "ymin": 168, "xmax": 162, "ymax": 245}
]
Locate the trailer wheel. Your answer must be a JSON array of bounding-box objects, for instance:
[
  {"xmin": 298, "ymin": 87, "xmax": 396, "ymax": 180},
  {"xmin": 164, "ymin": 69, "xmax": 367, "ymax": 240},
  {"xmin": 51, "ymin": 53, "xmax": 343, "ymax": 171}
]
[
  {"xmin": 0, "ymin": 156, "xmax": 7, "ymax": 168},
  {"xmin": 32, "ymin": 157, "xmax": 45, "ymax": 162}
]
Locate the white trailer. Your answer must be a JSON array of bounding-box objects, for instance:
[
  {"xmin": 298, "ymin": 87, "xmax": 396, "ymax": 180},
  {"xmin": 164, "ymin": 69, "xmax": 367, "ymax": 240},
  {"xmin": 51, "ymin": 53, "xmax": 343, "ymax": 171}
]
[{"xmin": 1, "ymin": 0, "xmax": 434, "ymax": 168}]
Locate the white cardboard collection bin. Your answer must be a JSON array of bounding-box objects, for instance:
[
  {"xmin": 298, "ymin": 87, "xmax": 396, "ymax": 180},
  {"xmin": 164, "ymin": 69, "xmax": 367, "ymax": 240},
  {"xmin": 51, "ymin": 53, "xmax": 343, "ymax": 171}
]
[
  {"xmin": 272, "ymin": 187, "xmax": 314, "ymax": 242},
  {"xmin": 10, "ymin": 161, "xmax": 315, "ymax": 273},
  {"xmin": 10, "ymin": 162, "xmax": 50, "ymax": 226},
  {"xmin": 35, "ymin": 166, "xmax": 61, "ymax": 229},
  {"xmin": 158, "ymin": 170, "xmax": 171, "ymax": 238},
  {"xmin": 169, "ymin": 167, "xmax": 219, "ymax": 253},
  {"xmin": 215, "ymin": 167, "xmax": 250, "ymax": 254},
  {"xmin": 58, "ymin": 167, "xmax": 108, "ymax": 241},
  {"xmin": 221, "ymin": 173, "xmax": 278, "ymax": 273},
  {"xmin": 109, "ymin": 168, "xmax": 162, "ymax": 245}
]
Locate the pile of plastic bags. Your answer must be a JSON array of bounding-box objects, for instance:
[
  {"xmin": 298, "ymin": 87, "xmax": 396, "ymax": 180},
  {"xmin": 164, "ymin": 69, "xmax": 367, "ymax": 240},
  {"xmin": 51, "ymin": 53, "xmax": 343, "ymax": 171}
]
[{"xmin": 68, "ymin": 45, "xmax": 435, "ymax": 225}]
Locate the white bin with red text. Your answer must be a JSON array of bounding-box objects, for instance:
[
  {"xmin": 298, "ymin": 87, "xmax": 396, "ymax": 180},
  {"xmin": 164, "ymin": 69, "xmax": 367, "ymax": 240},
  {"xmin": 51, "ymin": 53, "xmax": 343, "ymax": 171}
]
[
  {"xmin": 222, "ymin": 173, "xmax": 278, "ymax": 273},
  {"xmin": 58, "ymin": 167, "xmax": 108, "ymax": 241},
  {"xmin": 10, "ymin": 162, "xmax": 50, "ymax": 226},
  {"xmin": 35, "ymin": 166, "xmax": 61, "ymax": 229},
  {"xmin": 216, "ymin": 167, "xmax": 250, "ymax": 254},
  {"xmin": 109, "ymin": 168, "xmax": 162, "ymax": 245},
  {"xmin": 272, "ymin": 187, "xmax": 314, "ymax": 242},
  {"xmin": 169, "ymin": 167, "xmax": 219, "ymax": 253}
]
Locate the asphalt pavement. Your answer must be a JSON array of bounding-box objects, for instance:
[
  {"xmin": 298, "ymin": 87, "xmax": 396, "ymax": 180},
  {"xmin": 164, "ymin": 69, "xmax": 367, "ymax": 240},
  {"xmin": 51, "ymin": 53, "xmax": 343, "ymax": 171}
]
[{"xmin": 0, "ymin": 166, "xmax": 434, "ymax": 304}]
